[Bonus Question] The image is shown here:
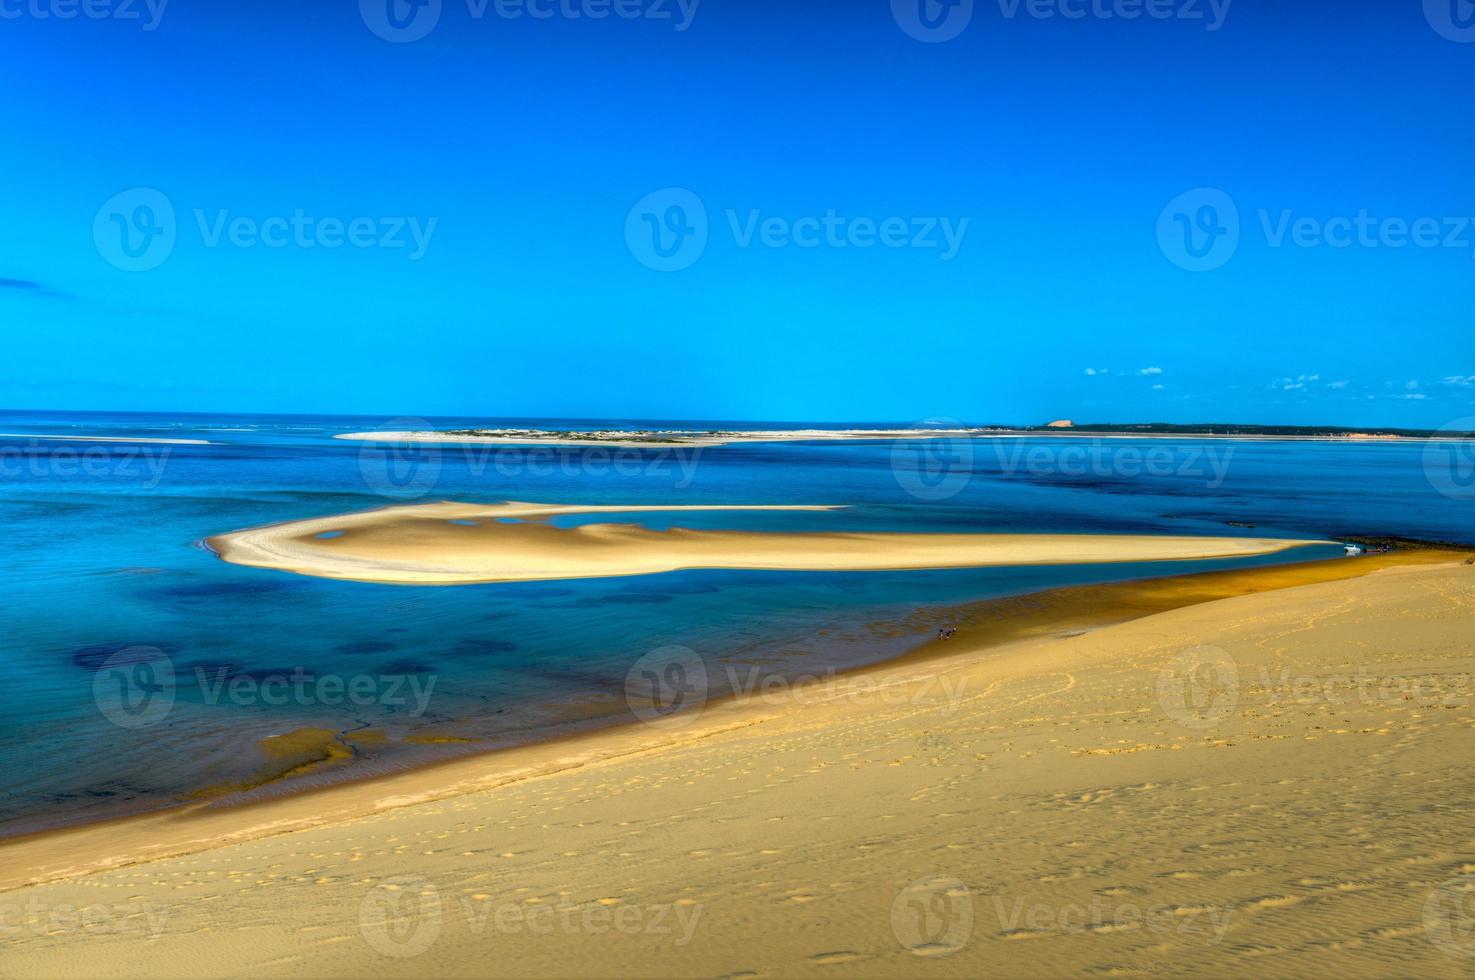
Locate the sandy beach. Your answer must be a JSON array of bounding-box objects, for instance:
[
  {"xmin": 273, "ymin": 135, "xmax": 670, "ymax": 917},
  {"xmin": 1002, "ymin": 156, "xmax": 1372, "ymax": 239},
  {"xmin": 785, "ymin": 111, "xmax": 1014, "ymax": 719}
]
[
  {"xmin": 205, "ymin": 501, "xmax": 1326, "ymax": 585},
  {"xmin": 5, "ymin": 549, "xmax": 1475, "ymax": 976}
]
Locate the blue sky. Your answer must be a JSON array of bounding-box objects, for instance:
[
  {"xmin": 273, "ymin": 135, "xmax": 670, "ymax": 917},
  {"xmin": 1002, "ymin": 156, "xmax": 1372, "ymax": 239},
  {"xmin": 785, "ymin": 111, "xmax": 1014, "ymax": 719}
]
[{"xmin": 1, "ymin": 0, "xmax": 1471, "ymax": 425}]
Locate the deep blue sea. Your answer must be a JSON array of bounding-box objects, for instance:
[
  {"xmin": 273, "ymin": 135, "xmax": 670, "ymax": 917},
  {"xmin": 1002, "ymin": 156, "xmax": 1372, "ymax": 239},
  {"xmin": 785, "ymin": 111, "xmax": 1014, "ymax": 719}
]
[{"xmin": 1, "ymin": 410, "xmax": 1469, "ymax": 836}]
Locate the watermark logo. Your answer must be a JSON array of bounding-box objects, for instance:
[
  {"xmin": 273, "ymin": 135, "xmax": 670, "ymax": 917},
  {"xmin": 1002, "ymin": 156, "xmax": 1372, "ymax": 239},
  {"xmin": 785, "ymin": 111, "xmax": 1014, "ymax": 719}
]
[
  {"xmin": 891, "ymin": 0, "xmax": 973, "ymax": 42},
  {"xmin": 891, "ymin": 876, "xmax": 973, "ymax": 955},
  {"xmin": 624, "ymin": 645, "xmax": 708, "ymax": 728},
  {"xmin": 891, "ymin": 419, "xmax": 974, "ymax": 502},
  {"xmin": 1425, "ymin": 875, "xmax": 1475, "ymax": 957},
  {"xmin": 1425, "ymin": 0, "xmax": 1475, "ymax": 42},
  {"xmin": 359, "ymin": 876, "xmax": 443, "ymax": 958},
  {"xmin": 358, "ymin": 417, "xmax": 443, "ymax": 499},
  {"xmin": 626, "ymin": 188, "xmax": 708, "ymax": 272},
  {"xmin": 360, "ymin": 0, "xmax": 442, "ymax": 42},
  {"xmin": 1422, "ymin": 418, "xmax": 1475, "ymax": 501},
  {"xmin": 1156, "ymin": 644, "xmax": 1239, "ymax": 729},
  {"xmin": 1157, "ymin": 187, "xmax": 1239, "ymax": 272},
  {"xmin": 91, "ymin": 646, "xmax": 176, "ymax": 730},
  {"xmin": 94, "ymin": 188, "xmax": 176, "ymax": 273}
]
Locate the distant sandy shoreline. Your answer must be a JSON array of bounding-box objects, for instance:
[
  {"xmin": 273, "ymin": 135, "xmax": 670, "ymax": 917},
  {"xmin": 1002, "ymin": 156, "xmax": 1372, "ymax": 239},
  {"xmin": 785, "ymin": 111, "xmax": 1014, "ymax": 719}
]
[
  {"xmin": 335, "ymin": 427, "xmax": 1467, "ymax": 449},
  {"xmin": 0, "ymin": 432, "xmax": 211, "ymax": 445},
  {"xmin": 335, "ymin": 428, "xmax": 989, "ymax": 448},
  {"xmin": 205, "ymin": 500, "xmax": 1327, "ymax": 585}
]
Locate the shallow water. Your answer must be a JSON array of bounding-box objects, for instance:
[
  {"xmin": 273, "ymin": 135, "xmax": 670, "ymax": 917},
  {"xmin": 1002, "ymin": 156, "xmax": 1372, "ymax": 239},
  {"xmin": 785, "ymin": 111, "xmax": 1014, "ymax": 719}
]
[{"xmin": 0, "ymin": 410, "xmax": 1466, "ymax": 835}]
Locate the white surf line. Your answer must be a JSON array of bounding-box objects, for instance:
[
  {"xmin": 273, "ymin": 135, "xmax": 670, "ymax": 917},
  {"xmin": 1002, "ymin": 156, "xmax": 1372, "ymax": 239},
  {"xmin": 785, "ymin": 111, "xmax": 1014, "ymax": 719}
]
[{"xmin": 0, "ymin": 433, "xmax": 212, "ymax": 445}]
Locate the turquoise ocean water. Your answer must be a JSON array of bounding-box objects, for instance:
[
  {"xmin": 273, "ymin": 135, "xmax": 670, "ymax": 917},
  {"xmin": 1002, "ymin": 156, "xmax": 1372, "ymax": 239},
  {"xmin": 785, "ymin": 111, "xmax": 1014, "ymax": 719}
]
[{"xmin": 1, "ymin": 410, "xmax": 1469, "ymax": 836}]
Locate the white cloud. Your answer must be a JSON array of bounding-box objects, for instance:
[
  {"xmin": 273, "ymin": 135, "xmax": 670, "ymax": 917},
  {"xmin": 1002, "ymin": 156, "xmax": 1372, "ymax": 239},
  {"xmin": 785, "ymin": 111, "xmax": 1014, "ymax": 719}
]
[
  {"xmin": 1445, "ymin": 375, "xmax": 1475, "ymax": 387},
  {"xmin": 1274, "ymin": 373, "xmax": 1323, "ymax": 391},
  {"xmin": 1400, "ymin": 393, "xmax": 1427, "ymax": 400},
  {"xmin": 1151, "ymin": 384, "xmax": 1165, "ymax": 390},
  {"xmin": 1327, "ymin": 380, "xmax": 1350, "ymax": 390},
  {"xmin": 1406, "ymin": 379, "xmax": 1420, "ymax": 390},
  {"xmin": 1083, "ymin": 367, "xmax": 1109, "ymax": 376},
  {"xmin": 1138, "ymin": 367, "xmax": 1163, "ymax": 376}
]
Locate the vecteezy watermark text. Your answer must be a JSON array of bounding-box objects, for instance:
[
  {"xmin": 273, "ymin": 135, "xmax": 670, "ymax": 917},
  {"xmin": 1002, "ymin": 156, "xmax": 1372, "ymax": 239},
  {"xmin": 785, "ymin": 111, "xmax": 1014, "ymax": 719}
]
[
  {"xmin": 359, "ymin": 0, "xmax": 699, "ymax": 43},
  {"xmin": 0, "ymin": 0, "xmax": 168, "ymax": 30},
  {"xmin": 0, "ymin": 440, "xmax": 172, "ymax": 486},
  {"xmin": 0, "ymin": 897, "xmax": 168, "ymax": 937},
  {"xmin": 891, "ymin": 0, "xmax": 1230, "ymax": 43},
  {"xmin": 990, "ymin": 440, "xmax": 1234, "ymax": 487},
  {"xmin": 193, "ymin": 667, "xmax": 437, "ymax": 715},
  {"xmin": 991, "ymin": 892, "xmax": 1233, "ymax": 942}
]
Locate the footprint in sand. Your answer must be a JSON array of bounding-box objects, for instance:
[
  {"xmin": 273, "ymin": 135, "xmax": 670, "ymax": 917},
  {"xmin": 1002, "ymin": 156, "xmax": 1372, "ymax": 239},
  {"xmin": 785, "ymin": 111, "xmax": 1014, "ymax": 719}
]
[{"xmin": 809, "ymin": 951, "xmax": 867, "ymax": 965}]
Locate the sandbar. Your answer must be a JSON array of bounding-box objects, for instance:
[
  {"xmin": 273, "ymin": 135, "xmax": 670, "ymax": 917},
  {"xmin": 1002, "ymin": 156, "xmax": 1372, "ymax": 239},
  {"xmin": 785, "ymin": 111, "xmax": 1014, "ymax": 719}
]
[{"xmin": 205, "ymin": 500, "xmax": 1327, "ymax": 585}]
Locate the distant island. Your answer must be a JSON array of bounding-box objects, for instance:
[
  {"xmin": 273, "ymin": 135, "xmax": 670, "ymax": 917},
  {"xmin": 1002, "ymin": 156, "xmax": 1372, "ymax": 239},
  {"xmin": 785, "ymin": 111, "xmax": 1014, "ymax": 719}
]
[
  {"xmin": 1017, "ymin": 421, "xmax": 1475, "ymax": 439},
  {"xmin": 334, "ymin": 421, "xmax": 1475, "ymax": 448}
]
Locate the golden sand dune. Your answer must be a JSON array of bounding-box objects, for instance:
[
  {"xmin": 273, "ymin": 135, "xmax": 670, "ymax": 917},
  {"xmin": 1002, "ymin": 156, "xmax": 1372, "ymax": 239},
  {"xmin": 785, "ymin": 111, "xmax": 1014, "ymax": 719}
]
[
  {"xmin": 205, "ymin": 500, "xmax": 1324, "ymax": 585},
  {"xmin": 3, "ymin": 556, "xmax": 1474, "ymax": 977}
]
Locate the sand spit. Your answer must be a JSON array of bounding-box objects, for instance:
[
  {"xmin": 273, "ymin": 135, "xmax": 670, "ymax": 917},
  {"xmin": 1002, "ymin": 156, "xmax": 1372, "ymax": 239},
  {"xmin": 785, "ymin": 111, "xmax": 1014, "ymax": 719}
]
[{"xmin": 205, "ymin": 500, "xmax": 1324, "ymax": 585}]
